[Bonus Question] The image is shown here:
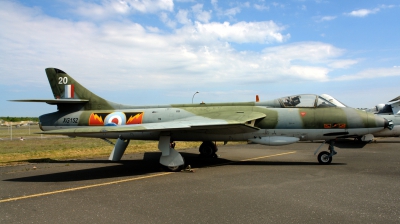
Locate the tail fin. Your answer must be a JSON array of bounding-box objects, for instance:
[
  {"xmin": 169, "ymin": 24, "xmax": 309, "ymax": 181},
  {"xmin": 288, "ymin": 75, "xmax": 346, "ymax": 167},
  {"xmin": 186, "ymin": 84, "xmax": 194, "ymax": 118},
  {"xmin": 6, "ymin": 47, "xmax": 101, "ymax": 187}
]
[{"xmin": 45, "ymin": 68, "xmax": 115, "ymax": 110}]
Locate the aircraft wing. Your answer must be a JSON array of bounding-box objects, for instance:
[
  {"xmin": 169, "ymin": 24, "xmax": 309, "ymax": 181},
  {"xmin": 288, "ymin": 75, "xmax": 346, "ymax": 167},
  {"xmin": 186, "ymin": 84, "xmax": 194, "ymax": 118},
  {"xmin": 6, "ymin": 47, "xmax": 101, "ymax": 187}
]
[{"xmin": 40, "ymin": 112, "xmax": 266, "ymax": 135}]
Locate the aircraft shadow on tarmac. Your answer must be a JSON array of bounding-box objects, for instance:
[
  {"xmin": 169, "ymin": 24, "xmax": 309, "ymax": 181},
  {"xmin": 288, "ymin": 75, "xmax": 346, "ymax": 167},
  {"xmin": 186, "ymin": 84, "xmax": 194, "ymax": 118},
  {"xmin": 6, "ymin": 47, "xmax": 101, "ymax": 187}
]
[
  {"xmin": 5, "ymin": 152, "xmax": 345, "ymax": 182},
  {"xmin": 333, "ymin": 140, "xmax": 369, "ymax": 149},
  {"xmin": 298, "ymin": 140, "xmax": 369, "ymax": 149}
]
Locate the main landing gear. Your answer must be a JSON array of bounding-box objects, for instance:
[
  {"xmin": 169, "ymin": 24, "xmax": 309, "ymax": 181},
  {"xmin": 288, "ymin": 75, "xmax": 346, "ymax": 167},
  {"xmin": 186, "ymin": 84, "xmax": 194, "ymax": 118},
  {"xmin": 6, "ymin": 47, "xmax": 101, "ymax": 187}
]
[
  {"xmin": 199, "ymin": 141, "xmax": 218, "ymax": 158},
  {"xmin": 106, "ymin": 135, "xmax": 185, "ymax": 172},
  {"xmin": 314, "ymin": 140, "xmax": 337, "ymax": 165}
]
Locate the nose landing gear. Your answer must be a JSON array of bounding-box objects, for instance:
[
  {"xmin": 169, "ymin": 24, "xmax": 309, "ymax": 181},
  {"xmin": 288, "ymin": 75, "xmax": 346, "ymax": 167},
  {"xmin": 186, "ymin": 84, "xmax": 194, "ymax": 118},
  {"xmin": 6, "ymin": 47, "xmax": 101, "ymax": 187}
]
[{"xmin": 315, "ymin": 140, "xmax": 337, "ymax": 165}]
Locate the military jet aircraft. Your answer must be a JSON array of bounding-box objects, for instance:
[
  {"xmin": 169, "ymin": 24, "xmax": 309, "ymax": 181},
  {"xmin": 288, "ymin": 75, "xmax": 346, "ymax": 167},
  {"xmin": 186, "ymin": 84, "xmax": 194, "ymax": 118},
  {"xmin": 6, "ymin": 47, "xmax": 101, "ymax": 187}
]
[
  {"xmin": 321, "ymin": 94, "xmax": 399, "ymax": 138},
  {"xmin": 10, "ymin": 68, "xmax": 392, "ymax": 171}
]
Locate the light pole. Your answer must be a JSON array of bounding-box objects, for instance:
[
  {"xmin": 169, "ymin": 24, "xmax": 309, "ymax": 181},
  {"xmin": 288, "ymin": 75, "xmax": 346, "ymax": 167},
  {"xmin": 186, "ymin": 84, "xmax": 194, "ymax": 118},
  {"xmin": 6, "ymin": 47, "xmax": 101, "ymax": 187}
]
[{"xmin": 192, "ymin": 91, "xmax": 199, "ymax": 104}]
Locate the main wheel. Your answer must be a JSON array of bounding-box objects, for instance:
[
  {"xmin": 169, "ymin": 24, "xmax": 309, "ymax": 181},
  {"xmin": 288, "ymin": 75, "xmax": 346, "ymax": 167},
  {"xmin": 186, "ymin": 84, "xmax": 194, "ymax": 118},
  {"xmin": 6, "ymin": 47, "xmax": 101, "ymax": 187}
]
[
  {"xmin": 317, "ymin": 151, "xmax": 332, "ymax": 165},
  {"xmin": 199, "ymin": 141, "xmax": 217, "ymax": 157}
]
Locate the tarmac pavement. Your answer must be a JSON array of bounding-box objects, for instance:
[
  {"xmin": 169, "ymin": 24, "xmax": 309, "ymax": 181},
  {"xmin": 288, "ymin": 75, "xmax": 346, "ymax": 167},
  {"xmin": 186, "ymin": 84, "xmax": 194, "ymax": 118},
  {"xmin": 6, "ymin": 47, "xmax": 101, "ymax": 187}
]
[{"xmin": 1, "ymin": 138, "xmax": 400, "ymax": 223}]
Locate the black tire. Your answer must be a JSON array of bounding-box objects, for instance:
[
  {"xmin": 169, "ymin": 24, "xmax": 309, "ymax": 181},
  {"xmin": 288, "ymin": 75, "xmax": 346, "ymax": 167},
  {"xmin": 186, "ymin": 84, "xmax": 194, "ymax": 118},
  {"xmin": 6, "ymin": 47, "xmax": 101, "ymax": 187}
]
[
  {"xmin": 165, "ymin": 165, "xmax": 184, "ymax": 172},
  {"xmin": 318, "ymin": 151, "xmax": 332, "ymax": 165},
  {"xmin": 199, "ymin": 141, "xmax": 217, "ymax": 157}
]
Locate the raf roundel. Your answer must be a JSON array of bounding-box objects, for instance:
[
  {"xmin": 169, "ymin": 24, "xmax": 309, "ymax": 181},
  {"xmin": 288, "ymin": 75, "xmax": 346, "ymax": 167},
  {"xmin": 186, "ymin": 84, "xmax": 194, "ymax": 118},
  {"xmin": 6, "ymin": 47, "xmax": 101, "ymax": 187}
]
[{"xmin": 104, "ymin": 112, "xmax": 126, "ymax": 125}]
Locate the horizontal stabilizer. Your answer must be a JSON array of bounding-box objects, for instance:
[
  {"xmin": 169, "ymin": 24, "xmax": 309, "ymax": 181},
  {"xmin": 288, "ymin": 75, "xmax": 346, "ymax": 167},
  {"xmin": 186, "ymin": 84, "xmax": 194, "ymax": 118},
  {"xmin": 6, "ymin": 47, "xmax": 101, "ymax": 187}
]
[{"xmin": 9, "ymin": 99, "xmax": 89, "ymax": 105}]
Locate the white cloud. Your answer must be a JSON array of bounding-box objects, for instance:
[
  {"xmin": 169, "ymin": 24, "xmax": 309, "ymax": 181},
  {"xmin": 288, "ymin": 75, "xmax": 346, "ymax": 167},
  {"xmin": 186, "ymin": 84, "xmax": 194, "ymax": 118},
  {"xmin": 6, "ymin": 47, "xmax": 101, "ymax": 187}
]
[
  {"xmin": 318, "ymin": 16, "xmax": 336, "ymax": 22},
  {"xmin": 211, "ymin": 0, "xmax": 243, "ymax": 17},
  {"xmin": 333, "ymin": 67, "xmax": 400, "ymax": 81},
  {"xmin": 328, "ymin": 60, "xmax": 358, "ymax": 69},
  {"xmin": 380, "ymin": 4, "xmax": 396, "ymax": 9},
  {"xmin": 287, "ymin": 66, "xmax": 329, "ymax": 81},
  {"xmin": 176, "ymin": 9, "xmax": 191, "ymax": 25},
  {"xmin": 145, "ymin": 26, "xmax": 162, "ymax": 33},
  {"xmin": 73, "ymin": 0, "xmax": 174, "ymax": 19},
  {"xmin": 160, "ymin": 12, "xmax": 176, "ymax": 28},
  {"xmin": 0, "ymin": 1, "xmax": 386, "ymax": 95},
  {"xmin": 262, "ymin": 42, "xmax": 344, "ymax": 62},
  {"xmin": 344, "ymin": 5, "xmax": 397, "ymax": 18},
  {"xmin": 191, "ymin": 4, "xmax": 212, "ymax": 23},
  {"xmin": 254, "ymin": 4, "xmax": 269, "ymax": 11},
  {"xmin": 183, "ymin": 21, "xmax": 290, "ymax": 44},
  {"xmin": 345, "ymin": 8, "xmax": 380, "ymax": 17},
  {"xmin": 224, "ymin": 7, "xmax": 241, "ymax": 17},
  {"xmin": 272, "ymin": 2, "xmax": 285, "ymax": 8}
]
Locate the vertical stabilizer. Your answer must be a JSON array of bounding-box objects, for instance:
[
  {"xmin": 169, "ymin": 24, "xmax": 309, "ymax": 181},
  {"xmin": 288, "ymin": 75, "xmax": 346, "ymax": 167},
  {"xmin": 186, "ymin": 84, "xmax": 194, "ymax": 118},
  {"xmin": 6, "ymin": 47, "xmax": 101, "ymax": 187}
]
[{"xmin": 45, "ymin": 68, "xmax": 116, "ymax": 110}]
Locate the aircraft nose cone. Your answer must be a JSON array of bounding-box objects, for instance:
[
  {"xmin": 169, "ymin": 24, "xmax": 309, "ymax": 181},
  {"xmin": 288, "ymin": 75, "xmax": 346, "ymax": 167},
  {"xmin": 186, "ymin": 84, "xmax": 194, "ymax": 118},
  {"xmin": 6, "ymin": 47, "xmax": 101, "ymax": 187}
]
[{"xmin": 368, "ymin": 113, "xmax": 389, "ymax": 130}]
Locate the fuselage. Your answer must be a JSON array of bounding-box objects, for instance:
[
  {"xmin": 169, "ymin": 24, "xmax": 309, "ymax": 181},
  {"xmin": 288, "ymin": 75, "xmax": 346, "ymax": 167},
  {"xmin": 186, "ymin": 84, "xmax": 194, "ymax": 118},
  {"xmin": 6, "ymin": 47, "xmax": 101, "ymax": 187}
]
[{"xmin": 39, "ymin": 103, "xmax": 388, "ymax": 142}]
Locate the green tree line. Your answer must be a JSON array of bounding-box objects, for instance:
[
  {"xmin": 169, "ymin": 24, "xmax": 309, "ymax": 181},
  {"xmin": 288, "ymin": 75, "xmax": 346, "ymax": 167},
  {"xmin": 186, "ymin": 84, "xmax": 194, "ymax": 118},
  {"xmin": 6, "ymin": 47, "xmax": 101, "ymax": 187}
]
[{"xmin": 0, "ymin": 117, "xmax": 39, "ymax": 122}]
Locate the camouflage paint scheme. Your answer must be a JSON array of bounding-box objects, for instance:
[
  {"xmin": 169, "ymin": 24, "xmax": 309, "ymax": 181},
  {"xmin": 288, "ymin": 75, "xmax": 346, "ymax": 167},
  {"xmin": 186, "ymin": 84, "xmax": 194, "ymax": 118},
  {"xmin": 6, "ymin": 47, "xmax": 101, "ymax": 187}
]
[
  {"xmin": 321, "ymin": 94, "xmax": 399, "ymax": 138},
  {"xmin": 11, "ymin": 68, "xmax": 391, "ymax": 170}
]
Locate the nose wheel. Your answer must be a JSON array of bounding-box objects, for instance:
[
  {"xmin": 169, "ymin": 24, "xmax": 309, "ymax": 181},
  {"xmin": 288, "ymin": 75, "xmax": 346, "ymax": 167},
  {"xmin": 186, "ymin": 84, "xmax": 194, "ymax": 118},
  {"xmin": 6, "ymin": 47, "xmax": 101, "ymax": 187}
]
[
  {"xmin": 315, "ymin": 140, "xmax": 337, "ymax": 165},
  {"xmin": 317, "ymin": 151, "xmax": 332, "ymax": 164}
]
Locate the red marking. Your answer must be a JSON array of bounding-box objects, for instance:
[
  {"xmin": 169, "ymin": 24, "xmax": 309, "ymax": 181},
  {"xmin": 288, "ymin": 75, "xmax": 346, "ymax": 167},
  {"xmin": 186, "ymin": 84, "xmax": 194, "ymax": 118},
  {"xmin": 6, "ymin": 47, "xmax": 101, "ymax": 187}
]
[
  {"xmin": 300, "ymin": 112, "xmax": 306, "ymax": 117},
  {"xmin": 111, "ymin": 118, "xmax": 119, "ymax": 124},
  {"xmin": 71, "ymin": 84, "xmax": 74, "ymax": 98},
  {"xmin": 324, "ymin": 124, "xmax": 331, "ymax": 128}
]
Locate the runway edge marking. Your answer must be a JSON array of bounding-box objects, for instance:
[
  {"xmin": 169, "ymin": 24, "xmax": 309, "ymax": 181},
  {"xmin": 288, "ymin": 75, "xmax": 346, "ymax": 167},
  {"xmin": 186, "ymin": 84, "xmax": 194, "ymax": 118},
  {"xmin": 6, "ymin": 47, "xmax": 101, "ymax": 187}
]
[
  {"xmin": 0, "ymin": 172, "xmax": 172, "ymax": 203},
  {"xmin": 199, "ymin": 151, "xmax": 297, "ymax": 169},
  {"xmin": 241, "ymin": 151, "xmax": 297, "ymax": 162}
]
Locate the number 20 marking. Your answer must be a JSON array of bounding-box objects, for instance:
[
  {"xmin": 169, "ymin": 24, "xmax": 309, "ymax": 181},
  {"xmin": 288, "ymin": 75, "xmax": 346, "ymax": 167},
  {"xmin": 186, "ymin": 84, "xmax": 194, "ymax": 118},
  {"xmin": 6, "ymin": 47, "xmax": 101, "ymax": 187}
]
[{"xmin": 58, "ymin": 77, "xmax": 68, "ymax": 84}]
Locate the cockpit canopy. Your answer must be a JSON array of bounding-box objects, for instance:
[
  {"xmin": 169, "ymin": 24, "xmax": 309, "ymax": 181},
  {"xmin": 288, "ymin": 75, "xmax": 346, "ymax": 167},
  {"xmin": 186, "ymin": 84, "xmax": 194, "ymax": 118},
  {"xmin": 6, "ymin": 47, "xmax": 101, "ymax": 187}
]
[{"xmin": 278, "ymin": 94, "xmax": 336, "ymax": 108}]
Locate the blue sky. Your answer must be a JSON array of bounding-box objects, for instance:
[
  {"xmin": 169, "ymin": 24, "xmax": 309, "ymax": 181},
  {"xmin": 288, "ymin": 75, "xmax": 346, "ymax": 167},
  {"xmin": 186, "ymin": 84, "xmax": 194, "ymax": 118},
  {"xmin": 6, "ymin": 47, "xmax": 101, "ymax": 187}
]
[{"xmin": 1, "ymin": 0, "xmax": 399, "ymax": 116}]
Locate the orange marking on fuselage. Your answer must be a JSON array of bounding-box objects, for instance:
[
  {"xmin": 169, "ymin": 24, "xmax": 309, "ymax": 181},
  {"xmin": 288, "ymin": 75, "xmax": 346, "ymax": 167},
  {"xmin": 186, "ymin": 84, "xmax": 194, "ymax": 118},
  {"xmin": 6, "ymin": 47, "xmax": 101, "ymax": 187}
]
[
  {"xmin": 89, "ymin": 113, "xmax": 104, "ymax": 125},
  {"xmin": 126, "ymin": 113, "xmax": 143, "ymax": 125}
]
